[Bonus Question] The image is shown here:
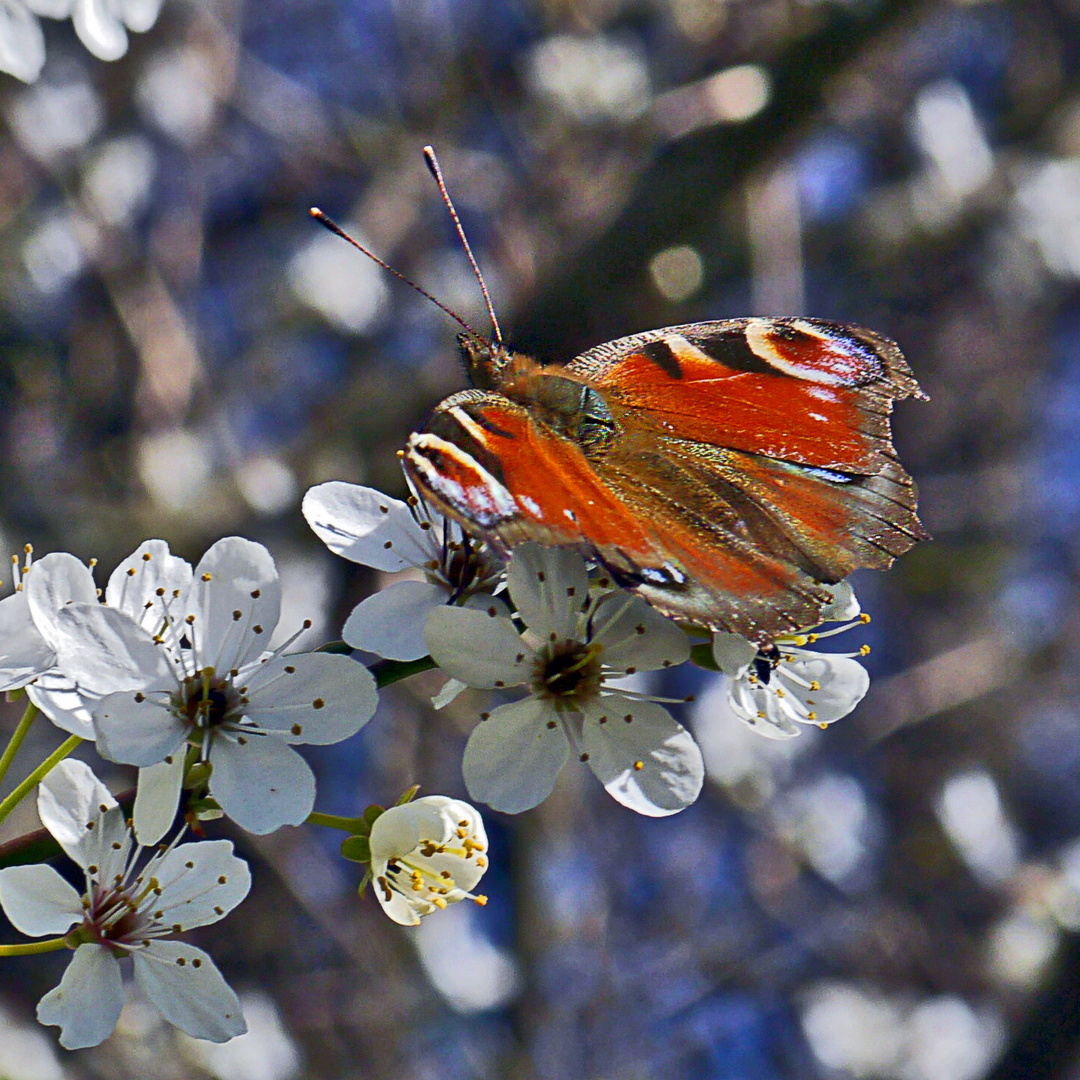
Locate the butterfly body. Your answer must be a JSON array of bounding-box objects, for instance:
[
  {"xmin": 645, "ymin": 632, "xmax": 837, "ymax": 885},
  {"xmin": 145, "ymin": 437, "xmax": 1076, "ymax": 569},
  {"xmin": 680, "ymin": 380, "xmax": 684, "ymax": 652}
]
[{"xmin": 404, "ymin": 317, "xmax": 927, "ymax": 642}]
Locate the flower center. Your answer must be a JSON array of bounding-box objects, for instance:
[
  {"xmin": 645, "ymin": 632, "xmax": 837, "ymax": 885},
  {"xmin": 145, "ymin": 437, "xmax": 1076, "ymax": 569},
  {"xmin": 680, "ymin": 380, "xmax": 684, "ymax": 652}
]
[
  {"xmin": 532, "ymin": 640, "xmax": 602, "ymax": 705},
  {"xmin": 173, "ymin": 669, "xmax": 242, "ymax": 731},
  {"xmin": 753, "ymin": 644, "xmax": 781, "ymax": 685}
]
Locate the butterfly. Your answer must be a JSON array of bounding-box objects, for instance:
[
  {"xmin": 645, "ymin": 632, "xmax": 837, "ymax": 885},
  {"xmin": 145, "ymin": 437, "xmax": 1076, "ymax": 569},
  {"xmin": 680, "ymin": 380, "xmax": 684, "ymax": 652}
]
[{"xmin": 402, "ymin": 316, "xmax": 928, "ymax": 643}]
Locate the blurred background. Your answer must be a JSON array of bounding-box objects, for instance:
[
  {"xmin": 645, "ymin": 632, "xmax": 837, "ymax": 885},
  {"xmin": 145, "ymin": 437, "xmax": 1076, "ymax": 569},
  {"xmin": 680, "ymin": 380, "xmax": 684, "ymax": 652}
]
[{"xmin": 0, "ymin": 0, "xmax": 1079, "ymax": 1076}]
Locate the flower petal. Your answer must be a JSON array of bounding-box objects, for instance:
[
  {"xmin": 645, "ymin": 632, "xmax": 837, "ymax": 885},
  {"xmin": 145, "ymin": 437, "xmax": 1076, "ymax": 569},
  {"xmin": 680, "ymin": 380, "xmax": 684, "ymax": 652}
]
[
  {"xmin": 52, "ymin": 602, "xmax": 172, "ymax": 695},
  {"xmin": 711, "ymin": 632, "xmax": 758, "ymax": 678},
  {"xmin": 0, "ymin": 590, "xmax": 55, "ymax": 690},
  {"xmin": 303, "ymin": 481, "xmax": 431, "ymax": 571},
  {"xmin": 241, "ymin": 653, "xmax": 378, "ymax": 744},
  {"xmin": 425, "ymin": 603, "xmax": 527, "ymax": 688},
  {"xmin": 581, "ymin": 696, "xmax": 703, "ymax": 816},
  {"xmin": 153, "ymin": 839, "xmax": 251, "ymax": 927},
  {"xmin": 184, "ymin": 538, "xmax": 281, "ymax": 673},
  {"xmin": 820, "ymin": 581, "xmax": 860, "ymax": 622},
  {"xmin": 105, "ymin": 539, "xmax": 193, "ymax": 633},
  {"xmin": 507, "ymin": 544, "xmax": 589, "ymax": 641},
  {"xmin": 37, "ymin": 944, "xmax": 124, "ymax": 1050},
  {"xmin": 591, "ymin": 591, "xmax": 689, "ymax": 671},
  {"xmin": 36, "ymin": 759, "xmax": 120, "ymax": 866},
  {"xmin": 94, "ymin": 688, "xmax": 186, "ymax": 766},
  {"xmin": 342, "ymin": 580, "xmax": 447, "ymax": 660},
  {"xmin": 133, "ymin": 755, "xmax": 185, "ymax": 846},
  {"xmin": 778, "ymin": 651, "xmax": 870, "ymax": 724},
  {"xmin": 462, "ymin": 697, "xmax": 569, "ymax": 813},
  {"xmin": 0, "ymin": 865, "xmax": 81, "ymax": 935},
  {"xmin": 208, "ymin": 734, "xmax": 316, "ymax": 833},
  {"xmin": 24, "ymin": 552, "xmax": 97, "ymax": 650},
  {"xmin": 132, "ymin": 941, "xmax": 246, "ymax": 1042},
  {"xmin": 0, "ymin": 0, "xmax": 45, "ymax": 83},
  {"xmin": 727, "ymin": 677, "xmax": 801, "ymax": 739},
  {"xmin": 25, "ymin": 677, "xmax": 95, "ymax": 738},
  {"xmin": 72, "ymin": 0, "xmax": 128, "ymax": 60}
]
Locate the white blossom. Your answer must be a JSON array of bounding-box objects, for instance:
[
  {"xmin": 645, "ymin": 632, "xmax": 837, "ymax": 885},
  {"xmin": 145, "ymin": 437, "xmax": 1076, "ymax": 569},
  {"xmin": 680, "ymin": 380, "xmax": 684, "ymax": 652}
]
[
  {"xmin": 426, "ymin": 544, "xmax": 703, "ymax": 817},
  {"xmin": 0, "ymin": 541, "xmax": 187, "ymax": 738},
  {"xmin": 303, "ymin": 479, "xmax": 503, "ymax": 661},
  {"xmin": 0, "ymin": 760, "xmax": 248, "ymax": 1049},
  {"xmin": 711, "ymin": 582, "xmax": 871, "ymax": 739},
  {"xmin": 0, "ymin": 0, "xmax": 163, "ymax": 82},
  {"xmin": 49, "ymin": 537, "xmax": 378, "ymax": 839},
  {"xmin": 369, "ymin": 796, "xmax": 489, "ymax": 926}
]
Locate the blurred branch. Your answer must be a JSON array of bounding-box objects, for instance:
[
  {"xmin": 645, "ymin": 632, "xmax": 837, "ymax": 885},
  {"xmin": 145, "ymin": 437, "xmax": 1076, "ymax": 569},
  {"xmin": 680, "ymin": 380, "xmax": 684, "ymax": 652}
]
[{"xmin": 515, "ymin": 0, "xmax": 924, "ymax": 356}]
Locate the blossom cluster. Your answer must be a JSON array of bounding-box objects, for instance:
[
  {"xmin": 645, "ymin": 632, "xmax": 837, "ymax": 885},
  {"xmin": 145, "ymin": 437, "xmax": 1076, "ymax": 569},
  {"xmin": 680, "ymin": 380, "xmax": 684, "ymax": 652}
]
[{"xmin": 0, "ymin": 474, "xmax": 874, "ymax": 1052}]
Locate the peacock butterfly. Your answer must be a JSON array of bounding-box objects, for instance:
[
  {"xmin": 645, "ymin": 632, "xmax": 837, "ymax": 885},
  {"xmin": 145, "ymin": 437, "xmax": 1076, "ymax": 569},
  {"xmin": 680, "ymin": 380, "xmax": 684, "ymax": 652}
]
[{"xmin": 402, "ymin": 317, "xmax": 927, "ymax": 642}]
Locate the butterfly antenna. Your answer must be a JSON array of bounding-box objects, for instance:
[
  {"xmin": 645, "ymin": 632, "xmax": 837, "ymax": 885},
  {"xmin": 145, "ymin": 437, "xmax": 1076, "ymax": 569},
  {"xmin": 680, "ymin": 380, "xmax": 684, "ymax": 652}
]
[
  {"xmin": 308, "ymin": 208, "xmax": 485, "ymax": 341},
  {"xmin": 423, "ymin": 145, "xmax": 503, "ymax": 347}
]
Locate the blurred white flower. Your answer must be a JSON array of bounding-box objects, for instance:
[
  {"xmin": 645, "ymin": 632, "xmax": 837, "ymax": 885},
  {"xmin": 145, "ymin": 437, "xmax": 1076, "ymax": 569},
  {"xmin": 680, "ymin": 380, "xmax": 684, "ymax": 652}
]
[
  {"xmin": 426, "ymin": 544, "xmax": 702, "ymax": 816},
  {"xmin": 51, "ymin": 537, "xmax": 378, "ymax": 839},
  {"xmin": 303, "ymin": 479, "xmax": 503, "ymax": 661},
  {"xmin": 369, "ymin": 796, "xmax": 489, "ymax": 927},
  {"xmin": 0, "ymin": 0, "xmax": 163, "ymax": 82},
  {"xmin": 0, "ymin": 761, "xmax": 248, "ymax": 1049},
  {"xmin": 711, "ymin": 582, "xmax": 870, "ymax": 739}
]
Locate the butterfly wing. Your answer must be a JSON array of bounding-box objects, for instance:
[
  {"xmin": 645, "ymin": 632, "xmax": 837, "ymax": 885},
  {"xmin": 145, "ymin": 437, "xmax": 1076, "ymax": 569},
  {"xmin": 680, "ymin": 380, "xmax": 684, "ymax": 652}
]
[{"xmin": 404, "ymin": 317, "xmax": 927, "ymax": 640}]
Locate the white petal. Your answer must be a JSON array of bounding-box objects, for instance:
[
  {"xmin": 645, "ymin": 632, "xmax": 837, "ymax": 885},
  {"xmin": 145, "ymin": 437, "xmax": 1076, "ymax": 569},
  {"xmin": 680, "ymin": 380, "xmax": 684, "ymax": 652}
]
[
  {"xmin": 52, "ymin": 602, "xmax": 172, "ymax": 695},
  {"xmin": 94, "ymin": 688, "xmax": 186, "ymax": 766},
  {"xmin": 116, "ymin": 0, "xmax": 161, "ymax": 32},
  {"xmin": 462, "ymin": 697, "xmax": 569, "ymax": 814},
  {"xmin": 0, "ymin": 590, "xmax": 55, "ymax": 689},
  {"xmin": 0, "ymin": 0, "xmax": 45, "ymax": 83},
  {"xmin": 820, "ymin": 581, "xmax": 860, "ymax": 622},
  {"xmin": 581, "ymin": 696, "xmax": 703, "ymax": 816},
  {"xmin": 425, "ymin": 603, "xmax": 528, "ymax": 688},
  {"xmin": 432, "ymin": 677, "xmax": 466, "ymax": 709},
  {"xmin": 241, "ymin": 652, "xmax": 378, "ymax": 744},
  {"xmin": 105, "ymin": 539, "xmax": 193, "ymax": 632},
  {"xmin": 184, "ymin": 538, "xmax": 281, "ymax": 673},
  {"xmin": 25, "ymin": 678, "xmax": 96, "ymax": 738},
  {"xmin": 342, "ymin": 580, "xmax": 447, "ymax": 660},
  {"xmin": 591, "ymin": 591, "xmax": 689, "ymax": 671},
  {"xmin": 711, "ymin": 632, "xmax": 758, "ymax": 678},
  {"xmin": 38, "ymin": 944, "xmax": 124, "ymax": 1049},
  {"xmin": 727, "ymin": 677, "xmax": 801, "ymax": 739},
  {"xmin": 133, "ymin": 755, "xmax": 184, "ymax": 845},
  {"xmin": 0, "ymin": 865, "xmax": 81, "ymax": 935},
  {"xmin": 778, "ymin": 651, "xmax": 870, "ymax": 724},
  {"xmin": 37, "ymin": 759, "xmax": 119, "ymax": 865},
  {"xmin": 72, "ymin": 0, "xmax": 128, "ymax": 59},
  {"xmin": 370, "ymin": 796, "xmax": 488, "ymax": 890},
  {"xmin": 24, "ymin": 551, "xmax": 98, "ymax": 650},
  {"xmin": 507, "ymin": 543, "xmax": 589, "ymax": 641},
  {"xmin": 154, "ymin": 839, "xmax": 251, "ymax": 927},
  {"xmin": 24, "ymin": 0, "xmax": 71, "ymax": 17},
  {"xmin": 133, "ymin": 941, "xmax": 246, "ymax": 1042},
  {"xmin": 208, "ymin": 734, "xmax": 315, "ymax": 833},
  {"xmin": 302, "ymin": 481, "xmax": 432, "ymax": 571}
]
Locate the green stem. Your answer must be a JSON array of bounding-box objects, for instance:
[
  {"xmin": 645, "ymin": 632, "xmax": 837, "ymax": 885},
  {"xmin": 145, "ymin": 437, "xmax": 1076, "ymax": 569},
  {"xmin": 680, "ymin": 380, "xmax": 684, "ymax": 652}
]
[
  {"xmin": 0, "ymin": 701, "xmax": 39, "ymax": 789},
  {"xmin": 0, "ymin": 936, "xmax": 69, "ymax": 956},
  {"xmin": 371, "ymin": 655, "xmax": 437, "ymax": 688},
  {"xmin": 307, "ymin": 811, "xmax": 364, "ymax": 832},
  {"xmin": 0, "ymin": 735, "xmax": 83, "ymax": 829}
]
